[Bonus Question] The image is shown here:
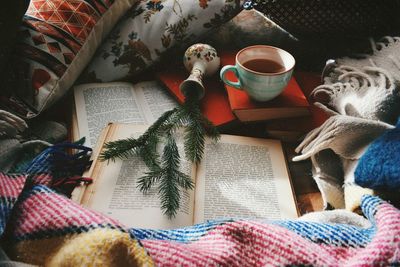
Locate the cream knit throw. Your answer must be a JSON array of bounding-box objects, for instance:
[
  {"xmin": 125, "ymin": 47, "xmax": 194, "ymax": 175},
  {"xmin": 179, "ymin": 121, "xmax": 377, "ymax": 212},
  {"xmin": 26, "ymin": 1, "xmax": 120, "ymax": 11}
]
[
  {"xmin": 313, "ymin": 37, "xmax": 400, "ymax": 124},
  {"xmin": 294, "ymin": 36, "xmax": 400, "ymax": 211}
]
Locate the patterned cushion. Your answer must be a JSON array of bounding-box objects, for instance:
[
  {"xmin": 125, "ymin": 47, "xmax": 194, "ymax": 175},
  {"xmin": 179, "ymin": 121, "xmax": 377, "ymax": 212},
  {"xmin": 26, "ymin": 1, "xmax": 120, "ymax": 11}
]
[
  {"xmin": 208, "ymin": 9, "xmax": 287, "ymax": 49},
  {"xmin": 2, "ymin": 0, "xmax": 140, "ymax": 118},
  {"xmin": 82, "ymin": 0, "xmax": 242, "ymax": 82}
]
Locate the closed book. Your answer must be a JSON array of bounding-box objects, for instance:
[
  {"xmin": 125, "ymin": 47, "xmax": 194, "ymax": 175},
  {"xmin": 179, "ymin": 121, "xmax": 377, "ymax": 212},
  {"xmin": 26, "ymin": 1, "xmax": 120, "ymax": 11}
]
[
  {"xmin": 264, "ymin": 71, "xmax": 329, "ymax": 141},
  {"xmin": 156, "ymin": 65, "xmax": 237, "ymax": 130},
  {"xmin": 264, "ymin": 117, "xmax": 320, "ymax": 142},
  {"xmin": 220, "ymin": 50, "xmax": 310, "ymax": 122}
]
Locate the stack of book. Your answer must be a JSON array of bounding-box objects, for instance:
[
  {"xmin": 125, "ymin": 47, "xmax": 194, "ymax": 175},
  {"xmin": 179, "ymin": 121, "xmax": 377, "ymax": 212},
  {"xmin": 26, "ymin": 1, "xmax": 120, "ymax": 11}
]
[{"xmin": 156, "ymin": 50, "xmax": 326, "ymax": 141}]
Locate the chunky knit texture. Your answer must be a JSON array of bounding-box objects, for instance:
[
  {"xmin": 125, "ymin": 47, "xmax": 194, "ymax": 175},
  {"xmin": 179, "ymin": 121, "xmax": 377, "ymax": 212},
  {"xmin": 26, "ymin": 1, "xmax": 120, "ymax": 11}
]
[
  {"xmin": 0, "ymin": 142, "xmax": 92, "ymax": 238},
  {"xmin": 0, "ymin": 173, "xmax": 27, "ymax": 237},
  {"xmin": 1, "ymin": 175, "xmax": 400, "ymax": 266},
  {"xmin": 355, "ymin": 119, "xmax": 400, "ymax": 190},
  {"xmin": 1, "ymin": 141, "xmax": 399, "ymax": 265},
  {"xmin": 295, "ymin": 36, "xmax": 400, "ymax": 211}
]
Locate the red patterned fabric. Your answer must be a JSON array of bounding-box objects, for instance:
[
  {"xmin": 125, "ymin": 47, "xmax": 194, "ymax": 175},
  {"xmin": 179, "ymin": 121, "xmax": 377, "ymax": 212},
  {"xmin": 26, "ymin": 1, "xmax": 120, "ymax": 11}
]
[
  {"xmin": 26, "ymin": 0, "xmax": 102, "ymax": 43},
  {"xmin": 1, "ymin": 0, "xmax": 137, "ymax": 118}
]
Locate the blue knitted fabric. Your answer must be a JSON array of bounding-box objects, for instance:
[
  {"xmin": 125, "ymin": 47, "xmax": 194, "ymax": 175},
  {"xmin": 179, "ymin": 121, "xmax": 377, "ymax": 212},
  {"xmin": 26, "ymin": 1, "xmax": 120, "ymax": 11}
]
[
  {"xmin": 0, "ymin": 142, "xmax": 92, "ymax": 237},
  {"xmin": 355, "ymin": 119, "xmax": 400, "ymax": 190}
]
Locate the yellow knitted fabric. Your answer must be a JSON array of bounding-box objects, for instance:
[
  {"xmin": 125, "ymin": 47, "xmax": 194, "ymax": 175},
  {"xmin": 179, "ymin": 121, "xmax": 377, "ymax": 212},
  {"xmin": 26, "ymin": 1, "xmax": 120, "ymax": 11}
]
[
  {"xmin": 9, "ymin": 229, "xmax": 153, "ymax": 266},
  {"xmin": 344, "ymin": 184, "xmax": 374, "ymax": 212},
  {"xmin": 47, "ymin": 229, "xmax": 153, "ymax": 267},
  {"xmin": 9, "ymin": 236, "xmax": 68, "ymax": 265}
]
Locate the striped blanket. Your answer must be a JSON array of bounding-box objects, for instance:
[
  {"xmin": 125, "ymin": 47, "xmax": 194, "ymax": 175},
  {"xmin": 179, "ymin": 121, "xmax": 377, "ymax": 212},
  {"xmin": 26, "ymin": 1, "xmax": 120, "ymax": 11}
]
[{"xmin": 1, "ymin": 145, "xmax": 399, "ymax": 266}]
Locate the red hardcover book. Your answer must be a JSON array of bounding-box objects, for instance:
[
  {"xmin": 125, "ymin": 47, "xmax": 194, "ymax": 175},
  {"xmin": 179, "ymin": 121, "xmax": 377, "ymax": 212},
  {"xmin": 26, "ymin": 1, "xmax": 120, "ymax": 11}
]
[
  {"xmin": 156, "ymin": 65, "xmax": 237, "ymax": 130},
  {"xmin": 219, "ymin": 50, "xmax": 310, "ymax": 122}
]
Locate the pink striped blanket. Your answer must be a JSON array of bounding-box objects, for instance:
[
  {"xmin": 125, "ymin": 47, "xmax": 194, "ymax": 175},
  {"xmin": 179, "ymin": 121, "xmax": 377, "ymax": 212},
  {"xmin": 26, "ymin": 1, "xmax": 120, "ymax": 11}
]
[{"xmin": 0, "ymin": 143, "xmax": 399, "ymax": 266}]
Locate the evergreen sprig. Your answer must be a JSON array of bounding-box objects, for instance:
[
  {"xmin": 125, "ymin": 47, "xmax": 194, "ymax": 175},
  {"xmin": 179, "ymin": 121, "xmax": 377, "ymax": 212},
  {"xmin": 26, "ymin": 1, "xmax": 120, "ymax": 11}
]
[
  {"xmin": 100, "ymin": 108, "xmax": 177, "ymax": 162},
  {"xmin": 159, "ymin": 131, "xmax": 193, "ymax": 218},
  {"xmin": 100, "ymin": 93, "xmax": 219, "ymax": 218}
]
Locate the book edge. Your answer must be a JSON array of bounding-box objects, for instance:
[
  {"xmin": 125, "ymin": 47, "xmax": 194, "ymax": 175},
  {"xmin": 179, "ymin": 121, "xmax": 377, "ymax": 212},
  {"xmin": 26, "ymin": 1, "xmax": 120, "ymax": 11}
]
[{"xmin": 234, "ymin": 107, "xmax": 310, "ymax": 122}]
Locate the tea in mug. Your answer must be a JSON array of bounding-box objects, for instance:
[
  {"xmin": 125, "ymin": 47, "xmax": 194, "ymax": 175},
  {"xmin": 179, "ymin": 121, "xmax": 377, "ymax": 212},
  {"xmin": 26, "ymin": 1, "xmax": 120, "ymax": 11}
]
[{"xmin": 242, "ymin": 59, "xmax": 285, "ymax": 73}]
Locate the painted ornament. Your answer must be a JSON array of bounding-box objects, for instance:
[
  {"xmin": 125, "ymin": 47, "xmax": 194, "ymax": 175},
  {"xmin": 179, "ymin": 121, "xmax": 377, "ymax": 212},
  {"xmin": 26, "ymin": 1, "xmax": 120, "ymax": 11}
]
[{"xmin": 180, "ymin": 43, "xmax": 220, "ymax": 99}]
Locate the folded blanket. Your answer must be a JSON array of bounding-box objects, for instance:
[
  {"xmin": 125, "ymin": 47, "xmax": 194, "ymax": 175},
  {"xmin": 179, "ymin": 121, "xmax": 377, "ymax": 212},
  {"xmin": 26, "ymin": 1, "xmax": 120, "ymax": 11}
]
[
  {"xmin": 294, "ymin": 36, "xmax": 400, "ymax": 211},
  {"xmin": 1, "ymin": 181, "xmax": 399, "ymax": 266},
  {"xmin": 0, "ymin": 143, "xmax": 399, "ymax": 266},
  {"xmin": 0, "ymin": 143, "xmax": 92, "ymax": 238},
  {"xmin": 293, "ymin": 115, "xmax": 393, "ymax": 210},
  {"xmin": 355, "ymin": 119, "xmax": 400, "ymax": 190}
]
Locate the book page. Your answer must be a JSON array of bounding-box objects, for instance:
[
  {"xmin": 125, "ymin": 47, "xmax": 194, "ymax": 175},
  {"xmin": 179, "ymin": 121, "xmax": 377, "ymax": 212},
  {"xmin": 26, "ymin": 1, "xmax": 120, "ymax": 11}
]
[
  {"xmin": 194, "ymin": 135, "xmax": 298, "ymax": 223},
  {"xmin": 80, "ymin": 124, "xmax": 195, "ymax": 229},
  {"xmin": 73, "ymin": 81, "xmax": 177, "ymax": 147},
  {"xmin": 134, "ymin": 81, "xmax": 178, "ymax": 122}
]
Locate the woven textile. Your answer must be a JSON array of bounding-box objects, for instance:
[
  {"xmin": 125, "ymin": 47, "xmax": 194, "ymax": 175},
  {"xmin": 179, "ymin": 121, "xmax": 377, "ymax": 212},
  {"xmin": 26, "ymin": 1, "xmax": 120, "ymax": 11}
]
[
  {"xmin": 294, "ymin": 36, "xmax": 400, "ymax": 211},
  {"xmin": 247, "ymin": 0, "xmax": 400, "ymax": 39},
  {"xmin": 1, "ymin": 176, "xmax": 400, "ymax": 265},
  {"xmin": 355, "ymin": 119, "xmax": 400, "ymax": 190},
  {"xmin": 0, "ymin": 142, "xmax": 91, "ymax": 238},
  {"xmin": 1, "ymin": 141, "xmax": 399, "ymax": 265}
]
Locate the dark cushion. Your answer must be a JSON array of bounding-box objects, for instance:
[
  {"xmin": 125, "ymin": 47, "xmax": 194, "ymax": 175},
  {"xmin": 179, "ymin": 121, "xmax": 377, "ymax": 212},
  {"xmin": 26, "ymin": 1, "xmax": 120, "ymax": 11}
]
[
  {"xmin": 249, "ymin": 0, "xmax": 400, "ymax": 39},
  {"xmin": 0, "ymin": 0, "xmax": 29, "ymax": 95}
]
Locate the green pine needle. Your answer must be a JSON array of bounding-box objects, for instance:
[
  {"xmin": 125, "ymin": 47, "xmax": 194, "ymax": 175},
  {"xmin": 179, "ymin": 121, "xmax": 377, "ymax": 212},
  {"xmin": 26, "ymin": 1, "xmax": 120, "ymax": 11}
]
[
  {"xmin": 137, "ymin": 169, "xmax": 163, "ymax": 193},
  {"xmin": 159, "ymin": 172, "xmax": 181, "ymax": 219},
  {"xmin": 159, "ymin": 132, "xmax": 194, "ymax": 218},
  {"xmin": 202, "ymin": 116, "xmax": 220, "ymax": 142},
  {"xmin": 100, "ymin": 108, "xmax": 177, "ymax": 161},
  {"xmin": 100, "ymin": 137, "xmax": 142, "ymax": 161},
  {"xmin": 138, "ymin": 135, "xmax": 161, "ymax": 171},
  {"xmin": 180, "ymin": 95, "xmax": 219, "ymax": 163},
  {"xmin": 184, "ymin": 117, "xmax": 206, "ymax": 163},
  {"xmin": 163, "ymin": 131, "xmax": 180, "ymax": 170},
  {"xmin": 98, "ymin": 90, "xmax": 218, "ymax": 218}
]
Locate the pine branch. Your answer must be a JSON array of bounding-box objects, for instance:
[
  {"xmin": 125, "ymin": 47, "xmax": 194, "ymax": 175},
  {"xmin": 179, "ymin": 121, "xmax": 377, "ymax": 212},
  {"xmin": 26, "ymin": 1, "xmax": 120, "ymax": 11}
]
[
  {"xmin": 184, "ymin": 113, "xmax": 206, "ymax": 163},
  {"xmin": 159, "ymin": 171, "xmax": 180, "ymax": 219},
  {"xmin": 98, "ymin": 88, "xmax": 220, "ymax": 218},
  {"xmin": 137, "ymin": 169, "xmax": 163, "ymax": 193},
  {"xmin": 175, "ymin": 169, "xmax": 194, "ymax": 189},
  {"xmin": 180, "ymin": 93, "xmax": 219, "ymax": 163},
  {"xmin": 100, "ymin": 137, "xmax": 142, "ymax": 161},
  {"xmin": 201, "ymin": 116, "xmax": 220, "ymax": 142},
  {"xmin": 138, "ymin": 134, "xmax": 161, "ymax": 171},
  {"xmin": 163, "ymin": 131, "xmax": 181, "ymax": 170},
  {"xmin": 100, "ymin": 108, "xmax": 178, "ymax": 161},
  {"xmin": 158, "ymin": 132, "xmax": 193, "ymax": 218}
]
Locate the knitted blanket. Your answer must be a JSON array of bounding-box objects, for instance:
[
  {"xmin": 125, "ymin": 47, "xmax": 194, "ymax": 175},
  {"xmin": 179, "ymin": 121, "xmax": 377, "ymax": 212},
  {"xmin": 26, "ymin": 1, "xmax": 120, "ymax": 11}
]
[
  {"xmin": 294, "ymin": 36, "xmax": 400, "ymax": 211},
  {"xmin": 0, "ymin": 139, "xmax": 398, "ymax": 266},
  {"xmin": 1, "ymin": 171, "xmax": 400, "ymax": 265}
]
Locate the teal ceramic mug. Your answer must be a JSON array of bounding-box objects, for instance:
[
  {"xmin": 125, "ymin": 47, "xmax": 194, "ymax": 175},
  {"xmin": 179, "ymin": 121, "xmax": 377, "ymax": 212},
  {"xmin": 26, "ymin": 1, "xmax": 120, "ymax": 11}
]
[{"xmin": 220, "ymin": 45, "xmax": 295, "ymax": 102}]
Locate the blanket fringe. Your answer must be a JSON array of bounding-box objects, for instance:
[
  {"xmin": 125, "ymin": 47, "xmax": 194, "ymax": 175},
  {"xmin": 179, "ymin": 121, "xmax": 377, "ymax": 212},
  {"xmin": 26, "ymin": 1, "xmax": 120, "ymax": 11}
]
[{"xmin": 24, "ymin": 141, "xmax": 93, "ymax": 194}]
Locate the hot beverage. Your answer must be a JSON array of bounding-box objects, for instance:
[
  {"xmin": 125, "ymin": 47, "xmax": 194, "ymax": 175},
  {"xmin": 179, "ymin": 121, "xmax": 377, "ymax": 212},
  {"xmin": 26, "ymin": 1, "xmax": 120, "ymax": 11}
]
[
  {"xmin": 242, "ymin": 59, "xmax": 285, "ymax": 73},
  {"xmin": 220, "ymin": 45, "xmax": 295, "ymax": 101}
]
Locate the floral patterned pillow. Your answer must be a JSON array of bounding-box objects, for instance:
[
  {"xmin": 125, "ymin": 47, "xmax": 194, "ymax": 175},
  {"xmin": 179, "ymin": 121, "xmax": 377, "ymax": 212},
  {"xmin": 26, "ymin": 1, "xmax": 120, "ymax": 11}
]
[
  {"xmin": 3, "ymin": 0, "xmax": 140, "ymax": 118},
  {"xmin": 83, "ymin": 0, "xmax": 242, "ymax": 82},
  {"xmin": 208, "ymin": 9, "xmax": 290, "ymax": 49}
]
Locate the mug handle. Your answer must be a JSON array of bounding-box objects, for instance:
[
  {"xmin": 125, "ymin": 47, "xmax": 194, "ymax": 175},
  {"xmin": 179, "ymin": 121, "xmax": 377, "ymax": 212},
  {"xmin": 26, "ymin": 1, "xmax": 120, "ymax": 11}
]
[{"xmin": 220, "ymin": 65, "xmax": 242, "ymax": 90}]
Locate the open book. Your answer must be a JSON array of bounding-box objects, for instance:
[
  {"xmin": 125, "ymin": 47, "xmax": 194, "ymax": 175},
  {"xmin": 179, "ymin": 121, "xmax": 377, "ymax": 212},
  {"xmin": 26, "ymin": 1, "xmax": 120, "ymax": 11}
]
[
  {"xmin": 72, "ymin": 81, "xmax": 178, "ymax": 147},
  {"xmin": 72, "ymin": 123, "xmax": 299, "ymax": 229}
]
